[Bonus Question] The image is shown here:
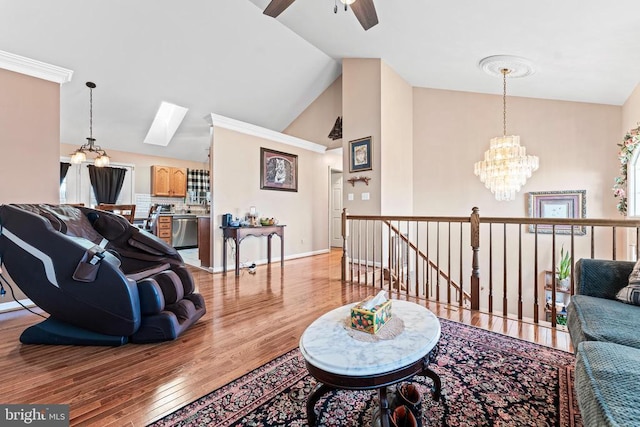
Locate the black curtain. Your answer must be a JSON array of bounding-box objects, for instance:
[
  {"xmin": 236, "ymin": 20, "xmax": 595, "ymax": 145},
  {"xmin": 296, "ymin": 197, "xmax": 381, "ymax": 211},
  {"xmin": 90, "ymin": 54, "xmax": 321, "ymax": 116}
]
[
  {"xmin": 87, "ymin": 165, "xmax": 127, "ymax": 204},
  {"xmin": 60, "ymin": 162, "xmax": 71, "ymax": 185}
]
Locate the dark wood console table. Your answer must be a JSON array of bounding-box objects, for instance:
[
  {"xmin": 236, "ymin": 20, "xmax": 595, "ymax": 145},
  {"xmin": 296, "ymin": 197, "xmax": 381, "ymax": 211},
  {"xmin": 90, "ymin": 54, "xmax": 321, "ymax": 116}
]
[{"xmin": 221, "ymin": 225, "xmax": 285, "ymax": 276}]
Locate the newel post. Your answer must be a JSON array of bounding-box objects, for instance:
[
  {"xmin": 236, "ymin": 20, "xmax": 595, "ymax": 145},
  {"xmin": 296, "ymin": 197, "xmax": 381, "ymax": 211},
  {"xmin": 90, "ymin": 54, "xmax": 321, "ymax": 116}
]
[
  {"xmin": 470, "ymin": 207, "xmax": 480, "ymax": 310},
  {"xmin": 341, "ymin": 208, "xmax": 348, "ymax": 282}
]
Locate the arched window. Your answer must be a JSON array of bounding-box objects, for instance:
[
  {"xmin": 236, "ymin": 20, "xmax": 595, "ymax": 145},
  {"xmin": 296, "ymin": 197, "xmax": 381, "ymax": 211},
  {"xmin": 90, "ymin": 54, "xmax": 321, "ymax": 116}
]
[
  {"xmin": 628, "ymin": 148, "xmax": 640, "ymax": 217},
  {"xmin": 614, "ymin": 126, "xmax": 640, "ymax": 217}
]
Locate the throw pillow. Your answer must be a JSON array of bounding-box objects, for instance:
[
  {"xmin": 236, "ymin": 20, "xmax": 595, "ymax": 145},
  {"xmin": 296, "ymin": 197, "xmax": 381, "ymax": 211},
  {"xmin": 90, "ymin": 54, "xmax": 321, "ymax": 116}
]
[{"xmin": 617, "ymin": 258, "xmax": 640, "ymax": 305}]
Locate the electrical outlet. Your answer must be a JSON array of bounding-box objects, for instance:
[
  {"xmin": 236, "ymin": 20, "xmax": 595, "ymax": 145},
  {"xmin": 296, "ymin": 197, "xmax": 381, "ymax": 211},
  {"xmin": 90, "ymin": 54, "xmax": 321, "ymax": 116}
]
[{"xmin": 362, "ymin": 192, "xmax": 370, "ymax": 200}]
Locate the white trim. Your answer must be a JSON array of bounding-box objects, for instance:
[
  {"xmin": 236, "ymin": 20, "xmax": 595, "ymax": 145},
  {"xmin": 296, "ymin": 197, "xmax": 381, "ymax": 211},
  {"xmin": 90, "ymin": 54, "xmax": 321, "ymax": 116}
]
[
  {"xmin": 209, "ymin": 249, "xmax": 330, "ymax": 273},
  {"xmin": 0, "ymin": 50, "xmax": 73, "ymax": 84},
  {"xmin": 206, "ymin": 113, "xmax": 327, "ymax": 154},
  {"xmin": 0, "ymin": 299, "xmax": 35, "ymax": 314}
]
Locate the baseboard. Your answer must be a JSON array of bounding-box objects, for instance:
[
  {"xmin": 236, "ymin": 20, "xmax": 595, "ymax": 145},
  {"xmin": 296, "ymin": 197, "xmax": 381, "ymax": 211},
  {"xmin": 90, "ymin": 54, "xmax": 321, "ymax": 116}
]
[
  {"xmin": 209, "ymin": 249, "xmax": 330, "ymax": 274},
  {"xmin": 0, "ymin": 299, "xmax": 35, "ymax": 314}
]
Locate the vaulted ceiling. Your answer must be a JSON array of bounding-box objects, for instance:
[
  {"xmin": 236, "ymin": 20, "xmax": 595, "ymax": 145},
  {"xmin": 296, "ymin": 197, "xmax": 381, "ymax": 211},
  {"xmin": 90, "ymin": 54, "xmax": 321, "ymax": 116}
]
[{"xmin": 1, "ymin": 0, "xmax": 639, "ymax": 162}]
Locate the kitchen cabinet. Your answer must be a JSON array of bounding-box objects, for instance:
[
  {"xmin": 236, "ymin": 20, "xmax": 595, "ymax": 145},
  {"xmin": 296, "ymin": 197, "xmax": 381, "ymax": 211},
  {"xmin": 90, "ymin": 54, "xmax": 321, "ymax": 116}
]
[
  {"xmin": 151, "ymin": 165, "xmax": 187, "ymax": 197},
  {"xmin": 198, "ymin": 216, "xmax": 211, "ymax": 268},
  {"xmin": 156, "ymin": 215, "xmax": 172, "ymax": 245}
]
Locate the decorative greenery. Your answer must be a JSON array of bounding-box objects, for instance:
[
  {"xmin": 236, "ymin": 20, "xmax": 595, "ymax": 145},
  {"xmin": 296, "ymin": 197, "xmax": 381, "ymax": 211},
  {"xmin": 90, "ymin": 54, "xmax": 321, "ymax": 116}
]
[
  {"xmin": 613, "ymin": 125, "xmax": 640, "ymax": 215},
  {"xmin": 556, "ymin": 315, "xmax": 567, "ymax": 326},
  {"xmin": 557, "ymin": 246, "xmax": 571, "ymax": 280}
]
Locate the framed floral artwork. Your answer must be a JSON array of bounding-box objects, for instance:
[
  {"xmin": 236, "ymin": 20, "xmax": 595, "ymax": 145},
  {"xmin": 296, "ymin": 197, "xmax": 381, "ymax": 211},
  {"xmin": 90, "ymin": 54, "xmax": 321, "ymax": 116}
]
[
  {"xmin": 528, "ymin": 190, "xmax": 586, "ymax": 235},
  {"xmin": 349, "ymin": 137, "xmax": 372, "ymax": 173},
  {"xmin": 260, "ymin": 147, "xmax": 298, "ymax": 192}
]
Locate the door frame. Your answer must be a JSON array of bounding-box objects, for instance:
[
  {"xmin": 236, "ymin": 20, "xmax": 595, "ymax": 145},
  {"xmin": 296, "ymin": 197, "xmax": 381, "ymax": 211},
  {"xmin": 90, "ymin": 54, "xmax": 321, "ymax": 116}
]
[{"xmin": 328, "ymin": 166, "xmax": 343, "ymax": 249}]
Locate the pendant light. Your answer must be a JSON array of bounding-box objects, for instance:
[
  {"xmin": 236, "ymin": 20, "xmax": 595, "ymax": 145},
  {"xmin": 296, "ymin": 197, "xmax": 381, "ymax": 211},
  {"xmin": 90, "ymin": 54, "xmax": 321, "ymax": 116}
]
[{"xmin": 70, "ymin": 82, "xmax": 110, "ymax": 167}]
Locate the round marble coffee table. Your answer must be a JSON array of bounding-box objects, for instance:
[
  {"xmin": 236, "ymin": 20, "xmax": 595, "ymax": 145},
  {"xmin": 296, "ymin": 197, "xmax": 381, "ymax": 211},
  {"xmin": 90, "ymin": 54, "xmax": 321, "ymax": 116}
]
[{"xmin": 299, "ymin": 299, "xmax": 441, "ymax": 427}]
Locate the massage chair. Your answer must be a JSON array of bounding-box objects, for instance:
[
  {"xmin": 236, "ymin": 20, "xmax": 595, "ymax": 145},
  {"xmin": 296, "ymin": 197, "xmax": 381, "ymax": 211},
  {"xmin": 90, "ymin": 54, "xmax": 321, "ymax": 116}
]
[{"xmin": 0, "ymin": 203, "xmax": 206, "ymax": 345}]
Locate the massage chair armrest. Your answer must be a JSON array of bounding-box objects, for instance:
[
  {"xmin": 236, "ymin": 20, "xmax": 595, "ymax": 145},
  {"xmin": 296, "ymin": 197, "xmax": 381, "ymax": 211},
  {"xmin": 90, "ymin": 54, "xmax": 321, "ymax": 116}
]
[
  {"xmin": 128, "ymin": 230, "xmax": 178, "ymax": 257},
  {"xmin": 574, "ymin": 258, "xmax": 635, "ymax": 300}
]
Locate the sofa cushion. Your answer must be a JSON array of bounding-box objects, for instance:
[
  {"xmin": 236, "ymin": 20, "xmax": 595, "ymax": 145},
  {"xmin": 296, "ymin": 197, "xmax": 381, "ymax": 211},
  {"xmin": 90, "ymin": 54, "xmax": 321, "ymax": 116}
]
[
  {"xmin": 615, "ymin": 258, "xmax": 640, "ymax": 305},
  {"xmin": 567, "ymin": 294, "xmax": 640, "ymax": 350},
  {"xmin": 628, "ymin": 258, "xmax": 640, "ymax": 285},
  {"xmin": 576, "ymin": 341, "xmax": 640, "ymax": 427},
  {"xmin": 575, "ymin": 259, "xmax": 635, "ymax": 299},
  {"xmin": 616, "ymin": 283, "xmax": 640, "ymax": 305}
]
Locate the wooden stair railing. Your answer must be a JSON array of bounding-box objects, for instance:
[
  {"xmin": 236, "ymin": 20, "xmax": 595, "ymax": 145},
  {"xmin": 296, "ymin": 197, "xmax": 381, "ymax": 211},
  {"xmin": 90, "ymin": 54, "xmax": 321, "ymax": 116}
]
[{"xmin": 384, "ymin": 220, "xmax": 472, "ymax": 306}]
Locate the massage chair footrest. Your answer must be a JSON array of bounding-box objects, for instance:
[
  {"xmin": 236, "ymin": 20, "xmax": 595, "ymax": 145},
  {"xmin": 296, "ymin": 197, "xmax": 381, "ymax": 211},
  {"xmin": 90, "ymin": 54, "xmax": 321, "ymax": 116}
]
[{"xmin": 130, "ymin": 294, "xmax": 206, "ymax": 343}]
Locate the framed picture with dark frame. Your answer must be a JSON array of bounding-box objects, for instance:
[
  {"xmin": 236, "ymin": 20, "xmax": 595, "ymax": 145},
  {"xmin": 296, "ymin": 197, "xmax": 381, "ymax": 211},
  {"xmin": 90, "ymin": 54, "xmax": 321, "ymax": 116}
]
[
  {"xmin": 349, "ymin": 136, "xmax": 372, "ymax": 173},
  {"xmin": 528, "ymin": 190, "xmax": 587, "ymax": 235},
  {"xmin": 260, "ymin": 147, "xmax": 298, "ymax": 192}
]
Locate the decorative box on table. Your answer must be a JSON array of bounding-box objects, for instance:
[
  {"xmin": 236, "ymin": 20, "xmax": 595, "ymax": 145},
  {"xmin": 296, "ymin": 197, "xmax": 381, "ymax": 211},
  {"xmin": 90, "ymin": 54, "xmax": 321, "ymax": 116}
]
[{"xmin": 350, "ymin": 298, "xmax": 392, "ymax": 334}]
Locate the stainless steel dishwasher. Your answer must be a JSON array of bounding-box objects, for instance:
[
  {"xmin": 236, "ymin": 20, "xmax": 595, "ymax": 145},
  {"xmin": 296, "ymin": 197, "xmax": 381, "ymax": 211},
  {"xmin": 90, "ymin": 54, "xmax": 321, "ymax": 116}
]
[{"xmin": 171, "ymin": 214, "xmax": 198, "ymax": 248}]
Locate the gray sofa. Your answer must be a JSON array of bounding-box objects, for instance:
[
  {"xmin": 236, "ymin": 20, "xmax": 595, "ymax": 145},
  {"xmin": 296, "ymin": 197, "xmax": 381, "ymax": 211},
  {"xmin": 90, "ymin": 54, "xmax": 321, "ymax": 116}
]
[{"xmin": 567, "ymin": 258, "xmax": 640, "ymax": 426}]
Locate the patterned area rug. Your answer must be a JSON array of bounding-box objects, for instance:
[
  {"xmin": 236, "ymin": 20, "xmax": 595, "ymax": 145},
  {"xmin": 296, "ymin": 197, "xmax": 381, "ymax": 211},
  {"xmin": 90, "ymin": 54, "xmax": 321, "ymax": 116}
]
[{"xmin": 152, "ymin": 319, "xmax": 581, "ymax": 426}]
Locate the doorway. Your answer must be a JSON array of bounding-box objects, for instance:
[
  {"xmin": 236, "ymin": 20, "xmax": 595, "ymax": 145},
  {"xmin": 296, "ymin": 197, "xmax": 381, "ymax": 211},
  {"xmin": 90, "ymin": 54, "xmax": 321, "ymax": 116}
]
[{"xmin": 330, "ymin": 168, "xmax": 343, "ymax": 248}]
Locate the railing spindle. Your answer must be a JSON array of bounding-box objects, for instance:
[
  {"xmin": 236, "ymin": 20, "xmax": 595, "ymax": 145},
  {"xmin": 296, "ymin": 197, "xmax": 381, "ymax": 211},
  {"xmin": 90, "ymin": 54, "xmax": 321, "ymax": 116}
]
[
  {"xmin": 503, "ymin": 223, "xmax": 507, "ymax": 317},
  {"xmin": 518, "ymin": 225, "xmax": 523, "ymax": 320}
]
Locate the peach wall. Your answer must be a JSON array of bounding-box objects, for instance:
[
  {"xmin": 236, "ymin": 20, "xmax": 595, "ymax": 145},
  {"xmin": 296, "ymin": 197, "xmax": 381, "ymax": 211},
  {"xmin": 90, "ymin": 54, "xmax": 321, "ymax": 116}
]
[
  {"xmin": 413, "ymin": 88, "xmax": 621, "ymax": 318},
  {"xmin": 284, "ymin": 76, "xmax": 343, "ymax": 149},
  {"xmin": 0, "ymin": 68, "xmax": 61, "ymax": 307},
  {"xmin": 413, "ymin": 87, "xmax": 621, "ymax": 218},
  {"xmin": 0, "ymin": 69, "xmax": 60, "ymax": 204},
  {"xmin": 622, "ymin": 83, "xmax": 640, "ymax": 133},
  {"xmin": 60, "ymin": 143, "xmax": 208, "ymax": 195},
  {"xmin": 211, "ymin": 126, "xmax": 341, "ymax": 271},
  {"xmin": 381, "ymin": 61, "xmax": 413, "ymax": 215},
  {"xmin": 342, "ymin": 59, "xmax": 382, "ymax": 215}
]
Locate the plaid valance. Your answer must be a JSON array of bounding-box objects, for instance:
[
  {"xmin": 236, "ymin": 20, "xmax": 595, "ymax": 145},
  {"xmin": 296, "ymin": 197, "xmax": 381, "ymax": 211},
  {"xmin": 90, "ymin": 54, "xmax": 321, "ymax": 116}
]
[{"xmin": 187, "ymin": 169, "xmax": 210, "ymax": 193}]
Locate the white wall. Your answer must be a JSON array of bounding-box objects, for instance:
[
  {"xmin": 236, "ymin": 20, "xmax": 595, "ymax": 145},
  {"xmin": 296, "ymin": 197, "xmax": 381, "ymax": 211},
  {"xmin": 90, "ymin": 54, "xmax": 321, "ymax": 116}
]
[{"xmin": 211, "ymin": 126, "xmax": 341, "ymax": 271}]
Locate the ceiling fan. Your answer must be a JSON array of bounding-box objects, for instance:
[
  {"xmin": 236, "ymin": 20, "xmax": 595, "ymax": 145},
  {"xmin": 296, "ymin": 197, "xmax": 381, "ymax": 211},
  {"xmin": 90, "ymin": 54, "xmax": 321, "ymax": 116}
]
[{"xmin": 263, "ymin": 0, "xmax": 379, "ymax": 31}]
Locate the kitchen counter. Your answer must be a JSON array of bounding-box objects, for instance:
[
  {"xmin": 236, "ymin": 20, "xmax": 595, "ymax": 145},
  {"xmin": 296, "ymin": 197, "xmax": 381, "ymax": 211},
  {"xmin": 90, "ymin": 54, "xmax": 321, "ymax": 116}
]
[
  {"xmin": 152, "ymin": 213, "xmax": 198, "ymax": 248},
  {"xmin": 161, "ymin": 213, "xmax": 197, "ymax": 219}
]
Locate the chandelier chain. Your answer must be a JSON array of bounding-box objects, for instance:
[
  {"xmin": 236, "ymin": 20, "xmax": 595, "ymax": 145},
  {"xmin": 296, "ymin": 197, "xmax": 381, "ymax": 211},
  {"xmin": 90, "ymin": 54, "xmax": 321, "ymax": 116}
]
[
  {"xmin": 89, "ymin": 85, "xmax": 93, "ymax": 140},
  {"xmin": 502, "ymin": 68, "xmax": 507, "ymax": 137}
]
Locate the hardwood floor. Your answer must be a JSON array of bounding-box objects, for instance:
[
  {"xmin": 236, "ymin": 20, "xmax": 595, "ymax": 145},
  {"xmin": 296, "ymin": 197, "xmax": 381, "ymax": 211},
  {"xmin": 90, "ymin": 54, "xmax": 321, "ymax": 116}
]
[{"xmin": 0, "ymin": 249, "xmax": 572, "ymax": 426}]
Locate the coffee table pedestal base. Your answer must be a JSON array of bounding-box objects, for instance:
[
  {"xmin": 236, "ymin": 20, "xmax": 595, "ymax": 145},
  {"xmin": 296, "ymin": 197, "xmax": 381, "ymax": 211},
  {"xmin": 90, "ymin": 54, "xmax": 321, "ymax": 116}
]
[{"xmin": 305, "ymin": 349, "xmax": 440, "ymax": 427}]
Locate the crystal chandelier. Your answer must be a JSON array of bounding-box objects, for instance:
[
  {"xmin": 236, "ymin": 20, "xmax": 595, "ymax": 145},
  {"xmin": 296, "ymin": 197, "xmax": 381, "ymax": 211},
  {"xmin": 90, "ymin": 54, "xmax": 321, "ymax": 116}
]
[
  {"xmin": 70, "ymin": 82, "xmax": 110, "ymax": 167},
  {"xmin": 474, "ymin": 59, "xmax": 538, "ymax": 201}
]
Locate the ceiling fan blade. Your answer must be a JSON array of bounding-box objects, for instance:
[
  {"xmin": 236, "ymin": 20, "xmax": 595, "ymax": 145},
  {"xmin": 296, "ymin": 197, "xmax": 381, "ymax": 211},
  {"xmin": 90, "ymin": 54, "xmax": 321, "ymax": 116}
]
[
  {"xmin": 263, "ymin": 0, "xmax": 296, "ymax": 18},
  {"xmin": 351, "ymin": 0, "xmax": 379, "ymax": 30}
]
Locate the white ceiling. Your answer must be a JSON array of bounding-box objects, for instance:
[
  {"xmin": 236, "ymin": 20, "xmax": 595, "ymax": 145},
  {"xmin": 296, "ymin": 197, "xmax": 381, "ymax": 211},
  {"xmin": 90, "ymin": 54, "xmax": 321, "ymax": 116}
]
[{"xmin": 2, "ymin": 0, "xmax": 640, "ymax": 162}]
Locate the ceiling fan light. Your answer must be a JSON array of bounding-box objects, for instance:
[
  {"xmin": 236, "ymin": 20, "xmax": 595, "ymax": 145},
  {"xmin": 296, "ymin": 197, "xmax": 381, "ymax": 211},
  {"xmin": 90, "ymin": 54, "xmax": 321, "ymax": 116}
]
[{"xmin": 340, "ymin": 0, "xmax": 356, "ymax": 5}]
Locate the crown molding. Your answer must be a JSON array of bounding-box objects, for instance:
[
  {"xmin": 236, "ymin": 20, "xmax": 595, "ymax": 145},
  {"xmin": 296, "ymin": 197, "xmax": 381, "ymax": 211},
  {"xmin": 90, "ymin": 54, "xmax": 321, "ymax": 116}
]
[
  {"xmin": 207, "ymin": 113, "xmax": 327, "ymax": 154},
  {"xmin": 0, "ymin": 50, "xmax": 73, "ymax": 84}
]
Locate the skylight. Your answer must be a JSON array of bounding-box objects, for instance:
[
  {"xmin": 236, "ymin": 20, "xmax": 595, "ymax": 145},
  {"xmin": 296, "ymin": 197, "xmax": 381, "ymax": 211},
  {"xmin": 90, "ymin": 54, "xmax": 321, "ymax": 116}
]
[{"xmin": 143, "ymin": 101, "xmax": 188, "ymax": 146}]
